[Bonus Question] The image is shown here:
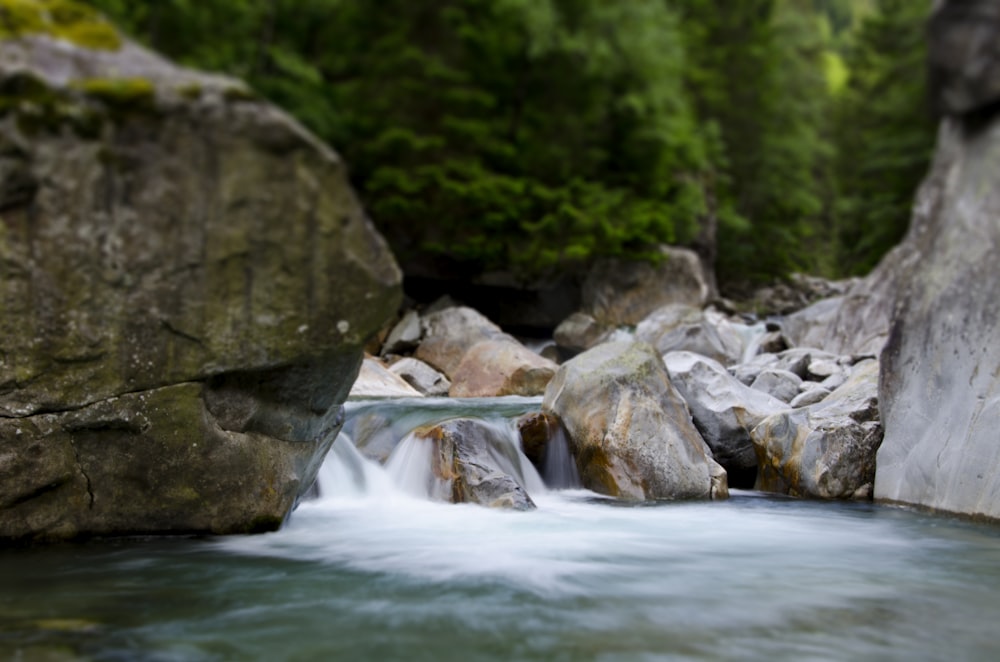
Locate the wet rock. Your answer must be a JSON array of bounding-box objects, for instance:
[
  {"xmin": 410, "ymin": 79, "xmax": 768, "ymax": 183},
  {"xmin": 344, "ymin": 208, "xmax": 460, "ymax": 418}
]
[
  {"xmin": 635, "ymin": 304, "xmax": 743, "ymax": 366},
  {"xmin": 751, "ymin": 360, "xmax": 882, "ymax": 500},
  {"xmin": 543, "ymin": 342, "xmax": 728, "ymax": 500},
  {"xmin": 516, "ymin": 412, "xmax": 556, "ymax": 467},
  {"xmin": 448, "ymin": 339, "xmax": 558, "ymax": 397},
  {"xmin": 664, "ymin": 352, "xmax": 788, "ymax": 487},
  {"xmin": 416, "ymin": 418, "xmax": 536, "ymax": 510},
  {"xmin": 0, "ymin": 383, "xmax": 340, "ymax": 541},
  {"xmin": 388, "ymin": 357, "xmax": 451, "ymax": 396},
  {"xmin": 349, "ymin": 358, "xmax": 424, "ymax": 399},
  {"xmin": 0, "ymin": 28, "xmax": 401, "ymax": 541},
  {"xmin": 582, "ymin": 245, "xmax": 711, "ymax": 327}
]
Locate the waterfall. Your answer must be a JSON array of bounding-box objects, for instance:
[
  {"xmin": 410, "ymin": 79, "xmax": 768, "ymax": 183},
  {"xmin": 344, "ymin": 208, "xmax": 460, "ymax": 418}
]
[
  {"xmin": 315, "ymin": 396, "xmax": 558, "ymax": 505},
  {"xmin": 542, "ymin": 423, "xmax": 582, "ymax": 489}
]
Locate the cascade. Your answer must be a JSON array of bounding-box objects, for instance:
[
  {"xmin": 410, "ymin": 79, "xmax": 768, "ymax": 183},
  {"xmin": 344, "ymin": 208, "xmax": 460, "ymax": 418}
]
[{"xmin": 316, "ymin": 396, "xmax": 559, "ymax": 505}]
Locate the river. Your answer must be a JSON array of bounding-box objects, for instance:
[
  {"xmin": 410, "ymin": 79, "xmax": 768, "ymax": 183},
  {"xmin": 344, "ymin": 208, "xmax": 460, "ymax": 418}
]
[{"xmin": 2, "ymin": 397, "xmax": 999, "ymax": 660}]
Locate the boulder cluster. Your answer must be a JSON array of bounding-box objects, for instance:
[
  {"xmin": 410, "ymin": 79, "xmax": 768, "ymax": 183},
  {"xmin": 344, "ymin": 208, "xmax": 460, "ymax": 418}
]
[{"xmin": 356, "ymin": 245, "xmax": 888, "ymax": 506}]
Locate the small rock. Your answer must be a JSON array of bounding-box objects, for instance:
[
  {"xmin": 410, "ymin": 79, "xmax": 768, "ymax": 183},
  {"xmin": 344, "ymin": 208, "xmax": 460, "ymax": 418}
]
[
  {"xmin": 790, "ymin": 386, "xmax": 830, "ymax": 408},
  {"xmin": 554, "ymin": 312, "xmax": 610, "ymax": 354},
  {"xmin": 807, "ymin": 359, "xmax": 842, "ymax": 380},
  {"xmin": 349, "ymin": 358, "xmax": 424, "ymax": 399},
  {"xmin": 750, "ymin": 369, "xmax": 803, "ymax": 403},
  {"xmin": 381, "ymin": 310, "xmax": 422, "ymax": 356},
  {"xmin": 388, "ymin": 357, "xmax": 450, "ymax": 396}
]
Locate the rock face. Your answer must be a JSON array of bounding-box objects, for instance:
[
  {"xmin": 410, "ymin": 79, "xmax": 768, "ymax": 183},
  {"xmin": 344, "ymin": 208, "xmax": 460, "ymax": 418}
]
[
  {"xmin": 872, "ymin": 0, "xmax": 1000, "ymax": 521},
  {"xmin": 876, "ymin": 128, "xmax": 1000, "ymax": 518},
  {"xmin": 543, "ymin": 341, "xmax": 728, "ymax": 500},
  {"xmin": 752, "ymin": 361, "xmax": 882, "ymax": 499},
  {"xmin": 663, "ymin": 352, "xmax": 788, "ymax": 488},
  {"xmin": 415, "ymin": 418, "xmax": 536, "ymax": 510},
  {"xmin": 0, "ymin": 25, "xmax": 401, "ymax": 541}
]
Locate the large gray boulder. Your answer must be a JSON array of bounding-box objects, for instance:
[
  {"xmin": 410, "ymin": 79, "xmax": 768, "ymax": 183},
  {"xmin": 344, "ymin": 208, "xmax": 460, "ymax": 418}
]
[
  {"xmin": 0, "ymin": 24, "xmax": 401, "ymax": 541},
  {"xmin": 543, "ymin": 342, "xmax": 728, "ymax": 500},
  {"xmin": 581, "ymin": 245, "xmax": 711, "ymax": 327},
  {"xmin": 876, "ymin": 118, "xmax": 1000, "ymax": 520},
  {"xmin": 663, "ymin": 352, "xmax": 788, "ymax": 487},
  {"xmin": 752, "ymin": 360, "xmax": 882, "ymax": 500}
]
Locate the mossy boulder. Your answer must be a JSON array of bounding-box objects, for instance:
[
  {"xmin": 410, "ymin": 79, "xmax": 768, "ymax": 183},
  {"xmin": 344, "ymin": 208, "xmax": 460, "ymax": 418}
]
[{"xmin": 0, "ymin": 12, "xmax": 401, "ymax": 542}]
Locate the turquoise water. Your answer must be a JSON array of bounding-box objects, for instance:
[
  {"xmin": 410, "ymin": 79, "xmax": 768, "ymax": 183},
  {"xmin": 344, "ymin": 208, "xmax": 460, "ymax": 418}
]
[{"xmin": 2, "ymin": 398, "xmax": 999, "ymax": 661}]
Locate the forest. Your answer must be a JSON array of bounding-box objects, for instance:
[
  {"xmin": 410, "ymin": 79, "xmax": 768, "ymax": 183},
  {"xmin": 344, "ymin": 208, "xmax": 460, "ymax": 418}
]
[{"xmin": 88, "ymin": 0, "xmax": 936, "ymax": 291}]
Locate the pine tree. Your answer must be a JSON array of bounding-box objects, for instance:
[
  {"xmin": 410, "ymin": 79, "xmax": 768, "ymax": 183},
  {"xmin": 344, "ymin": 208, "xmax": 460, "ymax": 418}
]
[{"xmin": 833, "ymin": 0, "xmax": 935, "ymax": 275}]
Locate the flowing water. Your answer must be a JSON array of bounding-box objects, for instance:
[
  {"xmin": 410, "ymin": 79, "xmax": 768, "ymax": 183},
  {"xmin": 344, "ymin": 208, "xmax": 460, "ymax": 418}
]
[{"xmin": 2, "ymin": 397, "xmax": 1000, "ymax": 661}]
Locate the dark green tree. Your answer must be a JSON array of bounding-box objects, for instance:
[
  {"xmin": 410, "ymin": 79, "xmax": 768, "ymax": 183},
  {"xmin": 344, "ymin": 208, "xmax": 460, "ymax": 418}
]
[
  {"xmin": 679, "ymin": 0, "xmax": 834, "ymax": 286},
  {"xmin": 833, "ymin": 0, "xmax": 935, "ymax": 275},
  {"xmin": 92, "ymin": 0, "xmax": 715, "ymax": 281}
]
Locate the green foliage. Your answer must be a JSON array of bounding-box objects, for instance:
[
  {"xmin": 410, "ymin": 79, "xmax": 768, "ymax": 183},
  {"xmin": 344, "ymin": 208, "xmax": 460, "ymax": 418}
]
[
  {"xmin": 0, "ymin": 0, "xmax": 121, "ymax": 49},
  {"xmin": 84, "ymin": 0, "xmax": 936, "ymax": 287},
  {"xmin": 833, "ymin": 0, "xmax": 935, "ymax": 275},
  {"xmin": 681, "ymin": 0, "xmax": 835, "ymax": 284}
]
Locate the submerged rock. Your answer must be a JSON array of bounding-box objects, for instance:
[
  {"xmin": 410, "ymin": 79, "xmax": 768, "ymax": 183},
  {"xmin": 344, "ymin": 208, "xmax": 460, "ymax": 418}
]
[
  {"xmin": 543, "ymin": 342, "xmax": 728, "ymax": 500},
  {"xmin": 0, "ymin": 20, "xmax": 401, "ymax": 541},
  {"xmin": 751, "ymin": 360, "xmax": 881, "ymax": 500},
  {"xmin": 415, "ymin": 418, "xmax": 536, "ymax": 510}
]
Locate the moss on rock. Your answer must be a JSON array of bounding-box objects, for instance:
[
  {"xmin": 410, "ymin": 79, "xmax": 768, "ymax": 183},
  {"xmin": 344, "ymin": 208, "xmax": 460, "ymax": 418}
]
[{"xmin": 0, "ymin": 0, "xmax": 121, "ymax": 50}]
